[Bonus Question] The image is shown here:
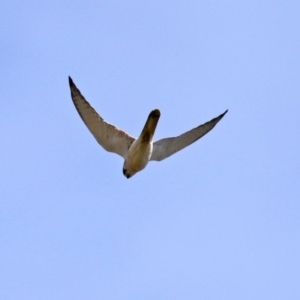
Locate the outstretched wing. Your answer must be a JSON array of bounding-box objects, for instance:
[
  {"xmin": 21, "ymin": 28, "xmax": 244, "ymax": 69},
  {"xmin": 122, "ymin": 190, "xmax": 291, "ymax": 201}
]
[
  {"xmin": 69, "ymin": 76, "xmax": 135, "ymax": 158},
  {"xmin": 150, "ymin": 110, "xmax": 228, "ymax": 161}
]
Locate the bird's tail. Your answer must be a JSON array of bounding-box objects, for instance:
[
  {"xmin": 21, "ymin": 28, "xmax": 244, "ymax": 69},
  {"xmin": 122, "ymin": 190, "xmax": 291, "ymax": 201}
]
[{"xmin": 139, "ymin": 109, "xmax": 161, "ymax": 143}]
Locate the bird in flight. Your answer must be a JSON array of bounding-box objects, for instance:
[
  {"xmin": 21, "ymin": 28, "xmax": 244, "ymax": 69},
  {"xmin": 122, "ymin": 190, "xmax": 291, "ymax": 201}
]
[{"xmin": 69, "ymin": 76, "xmax": 228, "ymax": 178}]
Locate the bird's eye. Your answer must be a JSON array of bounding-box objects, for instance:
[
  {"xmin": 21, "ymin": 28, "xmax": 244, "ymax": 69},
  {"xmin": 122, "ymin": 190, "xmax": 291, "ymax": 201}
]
[{"xmin": 123, "ymin": 168, "xmax": 127, "ymax": 175}]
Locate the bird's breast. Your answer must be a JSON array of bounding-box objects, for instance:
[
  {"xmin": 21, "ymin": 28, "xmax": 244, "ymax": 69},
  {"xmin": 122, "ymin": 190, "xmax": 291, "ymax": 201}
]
[{"xmin": 126, "ymin": 139, "xmax": 153, "ymax": 172}]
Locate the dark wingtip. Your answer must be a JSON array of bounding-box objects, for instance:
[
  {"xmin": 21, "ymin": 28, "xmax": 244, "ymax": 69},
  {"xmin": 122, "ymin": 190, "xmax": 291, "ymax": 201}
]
[
  {"xmin": 68, "ymin": 76, "xmax": 74, "ymax": 88},
  {"xmin": 221, "ymin": 109, "xmax": 228, "ymax": 118}
]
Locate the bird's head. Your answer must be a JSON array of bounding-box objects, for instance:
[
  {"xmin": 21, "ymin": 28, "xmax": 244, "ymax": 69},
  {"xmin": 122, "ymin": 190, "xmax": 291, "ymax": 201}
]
[
  {"xmin": 123, "ymin": 166, "xmax": 139, "ymax": 179},
  {"xmin": 122, "ymin": 167, "xmax": 131, "ymax": 179},
  {"xmin": 122, "ymin": 161, "xmax": 136, "ymax": 179},
  {"xmin": 123, "ymin": 160, "xmax": 135, "ymax": 179}
]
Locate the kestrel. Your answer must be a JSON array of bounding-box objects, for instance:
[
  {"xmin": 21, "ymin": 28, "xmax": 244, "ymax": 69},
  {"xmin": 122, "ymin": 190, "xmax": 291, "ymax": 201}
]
[{"xmin": 69, "ymin": 76, "xmax": 228, "ymax": 178}]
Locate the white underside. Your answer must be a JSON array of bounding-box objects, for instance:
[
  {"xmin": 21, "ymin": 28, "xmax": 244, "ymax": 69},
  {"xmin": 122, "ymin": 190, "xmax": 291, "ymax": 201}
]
[{"xmin": 125, "ymin": 139, "xmax": 153, "ymax": 175}]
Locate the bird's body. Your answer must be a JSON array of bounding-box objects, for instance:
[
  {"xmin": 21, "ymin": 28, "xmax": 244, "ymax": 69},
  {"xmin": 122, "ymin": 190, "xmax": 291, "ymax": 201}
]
[
  {"xmin": 123, "ymin": 109, "xmax": 160, "ymax": 177},
  {"xmin": 124, "ymin": 139, "xmax": 152, "ymax": 177},
  {"xmin": 68, "ymin": 76, "xmax": 227, "ymax": 178}
]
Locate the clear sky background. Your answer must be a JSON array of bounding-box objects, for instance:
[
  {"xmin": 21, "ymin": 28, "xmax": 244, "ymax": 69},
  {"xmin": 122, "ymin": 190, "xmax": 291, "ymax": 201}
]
[{"xmin": 1, "ymin": 1, "xmax": 299, "ymax": 299}]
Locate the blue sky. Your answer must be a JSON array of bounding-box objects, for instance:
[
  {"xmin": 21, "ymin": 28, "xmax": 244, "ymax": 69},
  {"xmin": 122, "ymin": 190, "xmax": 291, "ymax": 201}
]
[{"xmin": 1, "ymin": 1, "xmax": 300, "ymax": 299}]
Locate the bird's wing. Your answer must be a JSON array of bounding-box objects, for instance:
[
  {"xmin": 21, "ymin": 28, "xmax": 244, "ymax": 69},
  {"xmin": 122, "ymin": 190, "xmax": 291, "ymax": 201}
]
[
  {"xmin": 69, "ymin": 77, "xmax": 135, "ymax": 158},
  {"xmin": 150, "ymin": 110, "xmax": 228, "ymax": 161}
]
